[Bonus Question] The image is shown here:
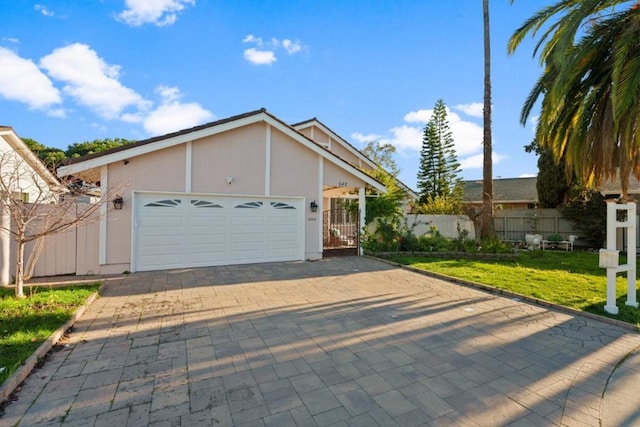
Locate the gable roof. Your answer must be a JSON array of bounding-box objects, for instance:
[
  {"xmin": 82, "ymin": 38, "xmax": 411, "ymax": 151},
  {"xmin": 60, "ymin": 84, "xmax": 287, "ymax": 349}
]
[
  {"xmin": 463, "ymin": 177, "xmax": 538, "ymax": 203},
  {"xmin": 291, "ymin": 117, "xmax": 418, "ymax": 199},
  {"xmin": 0, "ymin": 126, "xmax": 60, "ymax": 188},
  {"xmin": 57, "ymin": 109, "xmax": 386, "ymax": 193}
]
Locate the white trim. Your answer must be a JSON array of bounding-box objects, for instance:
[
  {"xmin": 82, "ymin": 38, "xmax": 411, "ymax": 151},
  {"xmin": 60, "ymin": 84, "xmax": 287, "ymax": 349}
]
[
  {"xmin": 261, "ymin": 116, "xmax": 386, "ymax": 193},
  {"xmin": 359, "ymin": 187, "xmax": 365, "ymax": 256},
  {"xmin": 293, "ymin": 120, "xmax": 376, "ymax": 170},
  {"xmin": 57, "ymin": 114, "xmax": 265, "ymax": 177},
  {"xmin": 318, "ymin": 156, "xmax": 324, "ymax": 253},
  {"xmin": 185, "ymin": 141, "xmax": 192, "ymax": 192},
  {"xmin": 292, "ymin": 119, "xmax": 417, "ymax": 198},
  {"xmin": 265, "ymin": 124, "xmax": 271, "ymax": 196},
  {"xmin": 99, "ymin": 166, "xmax": 107, "ymax": 265},
  {"xmin": 130, "ymin": 192, "xmax": 137, "ymax": 273},
  {"xmin": 0, "ymin": 128, "xmax": 59, "ymax": 187}
]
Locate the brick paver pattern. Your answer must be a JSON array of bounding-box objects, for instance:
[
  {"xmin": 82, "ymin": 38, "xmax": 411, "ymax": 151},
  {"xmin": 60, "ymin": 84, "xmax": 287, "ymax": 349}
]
[{"xmin": 2, "ymin": 257, "xmax": 639, "ymax": 426}]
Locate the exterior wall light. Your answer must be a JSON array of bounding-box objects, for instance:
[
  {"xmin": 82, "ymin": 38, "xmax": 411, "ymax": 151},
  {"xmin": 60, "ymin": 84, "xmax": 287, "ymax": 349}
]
[
  {"xmin": 113, "ymin": 195, "xmax": 124, "ymax": 210},
  {"xmin": 310, "ymin": 200, "xmax": 318, "ymax": 213}
]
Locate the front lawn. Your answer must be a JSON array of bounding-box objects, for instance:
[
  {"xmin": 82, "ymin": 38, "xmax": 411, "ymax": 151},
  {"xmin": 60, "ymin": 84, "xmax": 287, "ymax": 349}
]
[
  {"xmin": 388, "ymin": 251, "xmax": 640, "ymax": 327},
  {"xmin": 0, "ymin": 284, "xmax": 100, "ymax": 385}
]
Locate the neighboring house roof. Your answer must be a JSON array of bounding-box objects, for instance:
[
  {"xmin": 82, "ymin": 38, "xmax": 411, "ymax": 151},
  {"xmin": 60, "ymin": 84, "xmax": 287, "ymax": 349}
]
[
  {"xmin": 599, "ymin": 172, "xmax": 640, "ymax": 196},
  {"xmin": 57, "ymin": 109, "xmax": 387, "ymax": 193},
  {"xmin": 0, "ymin": 126, "xmax": 60, "ymax": 188},
  {"xmin": 291, "ymin": 117, "xmax": 418, "ymax": 199},
  {"xmin": 463, "ymin": 177, "xmax": 538, "ymax": 204}
]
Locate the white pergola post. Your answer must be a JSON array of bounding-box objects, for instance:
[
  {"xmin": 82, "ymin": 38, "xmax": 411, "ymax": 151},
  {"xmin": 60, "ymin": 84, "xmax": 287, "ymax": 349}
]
[
  {"xmin": 358, "ymin": 187, "xmax": 365, "ymax": 256},
  {"xmin": 600, "ymin": 201, "xmax": 638, "ymax": 315}
]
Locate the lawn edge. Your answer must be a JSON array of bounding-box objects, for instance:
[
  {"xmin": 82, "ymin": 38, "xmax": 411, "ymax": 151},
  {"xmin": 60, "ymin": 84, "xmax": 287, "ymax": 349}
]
[
  {"xmin": 0, "ymin": 282, "xmax": 106, "ymax": 404},
  {"xmin": 368, "ymin": 255, "xmax": 640, "ymax": 333}
]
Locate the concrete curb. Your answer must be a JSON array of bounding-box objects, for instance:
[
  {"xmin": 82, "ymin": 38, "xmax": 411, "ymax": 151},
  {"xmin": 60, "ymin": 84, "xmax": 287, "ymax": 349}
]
[
  {"xmin": 0, "ymin": 282, "xmax": 106, "ymax": 404},
  {"xmin": 368, "ymin": 255, "xmax": 640, "ymax": 333}
]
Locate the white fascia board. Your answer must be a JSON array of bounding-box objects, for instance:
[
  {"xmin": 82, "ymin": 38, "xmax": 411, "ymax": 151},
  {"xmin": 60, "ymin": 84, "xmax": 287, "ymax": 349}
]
[
  {"xmin": 266, "ymin": 117, "xmax": 386, "ymax": 194},
  {"xmin": 0, "ymin": 129, "xmax": 59, "ymax": 187},
  {"xmin": 57, "ymin": 114, "xmax": 265, "ymax": 177},
  {"xmin": 293, "ymin": 120, "xmax": 377, "ymax": 170},
  {"xmin": 293, "ymin": 120, "xmax": 417, "ymax": 198}
]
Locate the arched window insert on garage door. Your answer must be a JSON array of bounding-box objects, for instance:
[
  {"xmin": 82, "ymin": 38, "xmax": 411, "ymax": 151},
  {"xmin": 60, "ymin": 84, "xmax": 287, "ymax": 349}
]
[
  {"xmin": 144, "ymin": 199, "xmax": 181, "ymax": 207},
  {"xmin": 191, "ymin": 200, "xmax": 223, "ymax": 208},
  {"xmin": 271, "ymin": 202, "xmax": 296, "ymax": 210},
  {"xmin": 234, "ymin": 201, "xmax": 263, "ymax": 209}
]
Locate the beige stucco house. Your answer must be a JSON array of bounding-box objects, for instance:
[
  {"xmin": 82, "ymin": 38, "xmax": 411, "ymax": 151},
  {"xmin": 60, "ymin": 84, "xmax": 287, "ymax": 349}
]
[
  {"xmin": 0, "ymin": 126, "xmax": 60, "ymax": 284},
  {"xmin": 57, "ymin": 109, "xmax": 389, "ymax": 274}
]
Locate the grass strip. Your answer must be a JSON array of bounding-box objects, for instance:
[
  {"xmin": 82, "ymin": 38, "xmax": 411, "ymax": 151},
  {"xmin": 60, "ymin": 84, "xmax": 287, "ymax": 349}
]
[
  {"xmin": 0, "ymin": 284, "xmax": 100, "ymax": 385},
  {"xmin": 388, "ymin": 251, "xmax": 640, "ymax": 327}
]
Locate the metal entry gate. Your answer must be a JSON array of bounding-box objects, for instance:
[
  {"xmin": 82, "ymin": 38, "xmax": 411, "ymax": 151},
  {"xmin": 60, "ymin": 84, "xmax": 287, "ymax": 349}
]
[{"xmin": 323, "ymin": 208, "xmax": 359, "ymax": 256}]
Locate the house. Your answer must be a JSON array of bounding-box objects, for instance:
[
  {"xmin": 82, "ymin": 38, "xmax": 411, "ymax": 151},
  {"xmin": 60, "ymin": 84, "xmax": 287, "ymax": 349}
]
[
  {"xmin": 0, "ymin": 126, "xmax": 60, "ymax": 284},
  {"xmin": 462, "ymin": 177, "xmax": 538, "ymax": 210},
  {"xmin": 57, "ymin": 108, "xmax": 389, "ymax": 274}
]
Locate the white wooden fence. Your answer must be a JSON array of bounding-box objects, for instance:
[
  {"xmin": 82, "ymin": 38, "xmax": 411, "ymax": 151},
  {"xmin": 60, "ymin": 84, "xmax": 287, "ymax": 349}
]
[{"xmin": 7, "ymin": 203, "xmax": 100, "ymax": 280}]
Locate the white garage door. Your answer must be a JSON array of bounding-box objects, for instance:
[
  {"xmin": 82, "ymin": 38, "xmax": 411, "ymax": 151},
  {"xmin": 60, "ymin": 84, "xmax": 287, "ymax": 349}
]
[{"xmin": 133, "ymin": 193, "xmax": 305, "ymax": 272}]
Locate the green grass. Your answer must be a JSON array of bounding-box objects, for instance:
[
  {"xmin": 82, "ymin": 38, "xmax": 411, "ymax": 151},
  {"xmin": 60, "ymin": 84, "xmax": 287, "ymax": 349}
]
[
  {"xmin": 0, "ymin": 284, "xmax": 100, "ymax": 385},
  {"xmin": 388, "ymin": 251, "xmax": 640, "ymax": 327}
]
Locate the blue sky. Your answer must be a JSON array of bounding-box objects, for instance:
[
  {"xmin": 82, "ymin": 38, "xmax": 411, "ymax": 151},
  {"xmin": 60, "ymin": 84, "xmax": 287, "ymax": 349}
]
[{"xmin": 0, "ymin": 1, "xmax": 548, "ymax": 191}]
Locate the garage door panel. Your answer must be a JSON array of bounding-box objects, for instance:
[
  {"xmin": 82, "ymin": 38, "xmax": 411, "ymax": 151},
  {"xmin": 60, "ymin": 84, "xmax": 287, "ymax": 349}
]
[
  {"xmin": 187, "ymin": 216, "xmax": 226, "ymax": 227},
  {"xmin": 230, "ymin": 249, "xmax": 265, "ymax": 262},
  {"xmin": 267, "ymin": 233, "xmax": 298, "ymax": 244},
  {"xmin": 268, "ymin": 215, "xmax": 298, "ymax": 225},
  {"xmin": 140, "ymin": 216, "xmax": 184, "ymax": 228},
  {"xmin": 134, "ymin": 194, "xmax": 303, "ymax": 272},
  {"xmin": 187, "ymin": 232, "xmax": 225, "ymax": 244}
]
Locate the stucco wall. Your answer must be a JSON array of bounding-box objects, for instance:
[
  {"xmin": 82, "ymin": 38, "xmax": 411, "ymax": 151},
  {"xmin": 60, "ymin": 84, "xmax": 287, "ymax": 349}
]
[
  {"xmin": 271, "ymin": 127, "xmax": 321, "ymax": 258},
  {"xmin": 192, "ymin": 123, "xmax": 266, "ymax": 195},
  {"xmin": 104, "ymin": 144, "xmax": 187, "ymax": 266}
]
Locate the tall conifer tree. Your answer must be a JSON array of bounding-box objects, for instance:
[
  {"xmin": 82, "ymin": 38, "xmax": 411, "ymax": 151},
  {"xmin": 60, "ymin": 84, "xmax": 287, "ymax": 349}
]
[{"xmin": 417, "ymin": 99, "xmax": 461, "ymax": 204}]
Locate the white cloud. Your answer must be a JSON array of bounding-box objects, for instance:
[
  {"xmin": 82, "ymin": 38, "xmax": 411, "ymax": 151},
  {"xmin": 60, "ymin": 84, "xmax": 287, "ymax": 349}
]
[
  {"xmin": 0, "ymin": 47, "xmax": 62, "ymax": 112},
  {"xmin": 243, "ymin": 34, "xmax": 263, "ymax": 46},
  {"xmin": 380, "ymin": 125, "xmax": 423, "ymax": 151},
  {"xmin": 40, "ymin": 43, "xmax": 150, "ymax": 119},
  {"xmin": 282, "ymin": 39, "xmax": 302, "ymax": 54},
  {"xmin": 354, "ymin": 102, "xmax": 508, "ymax": 173},
  {"xmin": 243, "ymin": 48, "xmax": 276, "ymax": 65},
  {"xmin": 459, "ymin": 152, "xmax": 506, "ymax": 170},
  {"xmin": 242, "ymin": 34, "xmax": 305, "ymax": 65},
  {"xmin": 454, "ymin": 102, "xmax": 483, "ymax": 118},
  {"xmin": 529, "ymin": 115, "xmax": 539, "ymax": 133},
  {"xmin": 351, "ymin": 132, "xmax": 383, "ymax": 144},
  {"xmin": 1, "ymin": 37, "xmax": 19, "ymax": 44},
  {"xmin": 35, "ymin": 4, "xmax": 55, "ymax": 17},
  {"xmin": 400, "ymin": 107, "xmax": 483, "ymax": 156},
  {"xmin": 117, "ymin": 0, "xmax": 195, "ymax": 27},
  {"xmin": 143, "ymin": 85, "xmax": 214, "ymax": 135},
  {"xmin": 519, "ymin": 173, "xmax": 537, "ymax": 178}
]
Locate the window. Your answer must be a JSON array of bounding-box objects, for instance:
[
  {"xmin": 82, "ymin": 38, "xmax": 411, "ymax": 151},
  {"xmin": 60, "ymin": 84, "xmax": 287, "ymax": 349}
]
[{"xmin": 12, "ymin": 192, "xmax": 29, "ymax": 203}]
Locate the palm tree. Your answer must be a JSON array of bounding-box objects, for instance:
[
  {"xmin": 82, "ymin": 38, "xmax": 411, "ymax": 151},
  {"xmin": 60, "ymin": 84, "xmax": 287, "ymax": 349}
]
[
  {"xmin": 481, "ymin": 0, "xmax": 495, "ymax": 238},
  {"xmin": 508, "ymin": 0, "xmax": 640, "ymax": 197}
]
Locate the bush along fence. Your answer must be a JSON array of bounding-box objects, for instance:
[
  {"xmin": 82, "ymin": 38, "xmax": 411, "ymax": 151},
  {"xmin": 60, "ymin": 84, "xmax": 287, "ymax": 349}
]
[{"xmin": 364, "ymin": 209, "xmax": 640, "ymax": 254}]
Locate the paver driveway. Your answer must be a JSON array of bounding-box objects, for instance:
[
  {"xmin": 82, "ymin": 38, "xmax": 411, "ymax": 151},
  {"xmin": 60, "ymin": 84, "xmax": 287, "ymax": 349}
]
[{"xmin": 2, "ymin": 256, "xmax": 639, "ymax": 426}]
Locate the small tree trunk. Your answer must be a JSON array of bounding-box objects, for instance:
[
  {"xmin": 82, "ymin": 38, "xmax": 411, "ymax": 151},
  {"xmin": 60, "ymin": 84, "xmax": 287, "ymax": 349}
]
[{"xmin": 15, "ymin": 241, "xmax": 25, "ymax": 298}]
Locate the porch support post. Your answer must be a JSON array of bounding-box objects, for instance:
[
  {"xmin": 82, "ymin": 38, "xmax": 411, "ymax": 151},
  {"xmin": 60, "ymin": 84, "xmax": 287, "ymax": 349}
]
[
  {"xmin": 0, "ymin": 201, "xmax": 10, "ymax": 285},
  {"xmin": 358, "ymin": 187, "xmax": 365, "ymax": 256}
]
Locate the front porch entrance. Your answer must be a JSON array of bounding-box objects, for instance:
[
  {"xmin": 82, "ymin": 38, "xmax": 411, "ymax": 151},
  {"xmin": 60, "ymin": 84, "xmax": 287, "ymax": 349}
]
[{"xmin": 323, "ymin": 208, "xmax": 359, "ymax": 257}]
